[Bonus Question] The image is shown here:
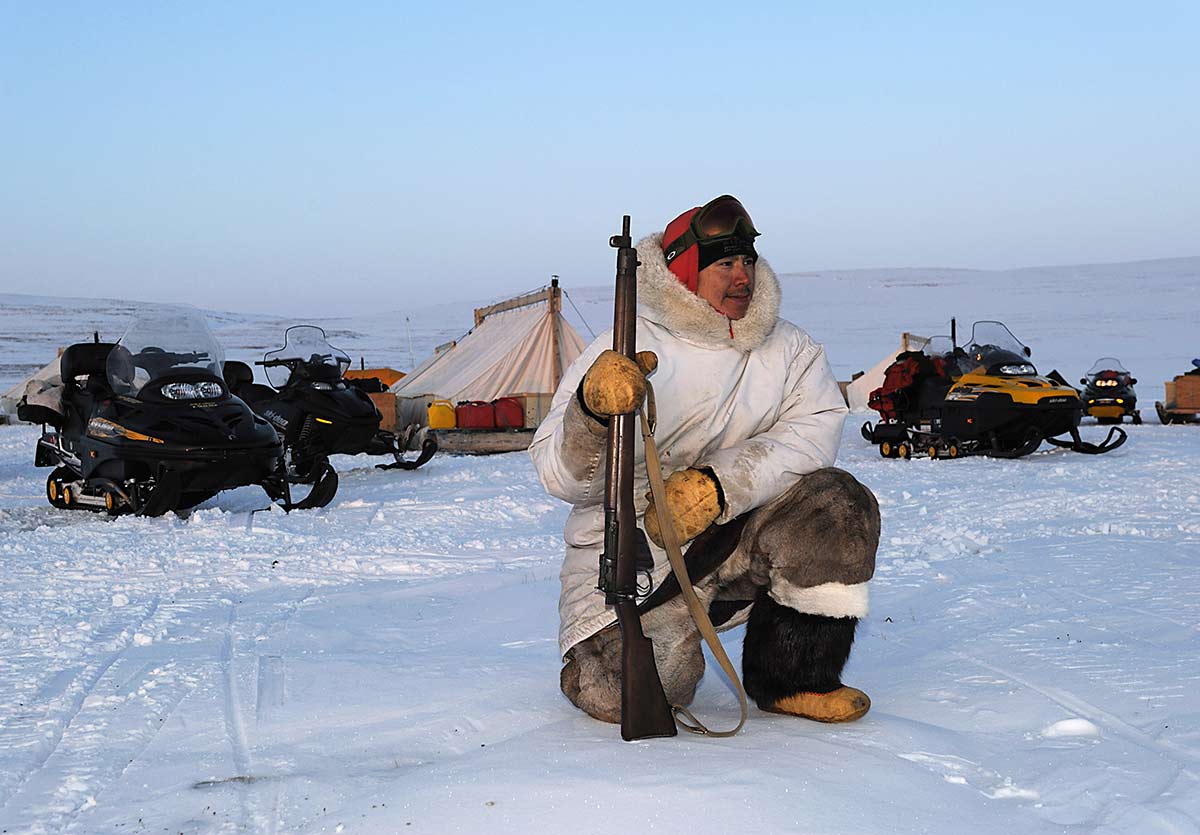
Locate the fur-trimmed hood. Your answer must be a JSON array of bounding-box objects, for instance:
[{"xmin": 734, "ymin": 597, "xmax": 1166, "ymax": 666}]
[{"xmin": 636, "ymin": 232, "xmax": 781, "ymax": 352}]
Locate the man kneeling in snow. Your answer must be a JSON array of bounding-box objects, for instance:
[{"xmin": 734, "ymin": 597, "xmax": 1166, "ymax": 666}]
[{"xmin": 530, "ymin": 196, "xmax": 880, "ymax": 724}]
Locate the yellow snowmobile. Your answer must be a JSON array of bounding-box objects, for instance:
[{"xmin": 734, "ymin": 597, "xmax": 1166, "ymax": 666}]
[{"xmin": 862, "ymin": 320, "xmax": 1126, "ymax": 459}]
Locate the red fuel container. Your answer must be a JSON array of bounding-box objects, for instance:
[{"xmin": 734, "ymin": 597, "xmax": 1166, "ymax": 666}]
[
  {"xmin": 455, "ymin": 401, "xmax": 496, "ymax": 429},
  {"xmin": 492, "ymin": 397, "xmax": 525, "ymax": 429}
]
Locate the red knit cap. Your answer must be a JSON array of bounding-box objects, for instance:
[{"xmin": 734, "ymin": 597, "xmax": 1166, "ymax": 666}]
[{"xmin": 662, "ymin": 207, "xmax": 702, "ymax": 293}]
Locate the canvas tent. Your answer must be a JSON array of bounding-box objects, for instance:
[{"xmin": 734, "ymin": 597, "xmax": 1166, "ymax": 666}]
[
  {"xmin": 1, "ymin": 355, "xmax": 62, "ymax": 419},
  {"xmin": 392, "ymin": 281, "xmax": 586, "ymax": 431},
  {"xmin": 844, "ymin": 332, "xmax": 929, "ymax": 412}
]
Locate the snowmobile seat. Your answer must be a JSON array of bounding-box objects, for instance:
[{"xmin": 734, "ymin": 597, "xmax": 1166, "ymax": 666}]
[
  {"xmin": 222, "ymin": 360, "xmax": 254, "ymax": 395},
  {"xmin": 16, "ymin": 401, "xmax": 64, "ymax": 427},
  {"xmin": 222, "ymin": 360, "xmax": 275, "ymax": 404},
  {"xmin": 942, "ymin": 348, "xmax": 973, "ymax": 378},
  {"xmin": 60, "ymin": 342, "xmax": 115, "ymax": 385}
]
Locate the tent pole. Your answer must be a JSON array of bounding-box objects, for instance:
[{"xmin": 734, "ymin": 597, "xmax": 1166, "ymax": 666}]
[{"xmin": 550, "ymin": 276, "xmax": 562, "ymax": 389}]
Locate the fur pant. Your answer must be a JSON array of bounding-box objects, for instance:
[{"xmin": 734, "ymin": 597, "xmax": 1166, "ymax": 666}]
[{"xmin": 560, "ymin": 467, "xmax": 880, "ymax": 723}]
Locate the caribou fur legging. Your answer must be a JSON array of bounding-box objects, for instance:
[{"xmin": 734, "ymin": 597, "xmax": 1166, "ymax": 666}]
[{"xmin": 560, "ymin": 467, "xmax": 880, "ymax": 722}]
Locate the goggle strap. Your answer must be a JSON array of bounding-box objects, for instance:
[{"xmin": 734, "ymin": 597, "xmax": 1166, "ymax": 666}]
[
  {"xmin": 663, "ymin": 226, "xmax": 760, "ymax": 266},
  {"xmin": 663, "ymin": 229, "xmax": 699, "ymax": 265}
]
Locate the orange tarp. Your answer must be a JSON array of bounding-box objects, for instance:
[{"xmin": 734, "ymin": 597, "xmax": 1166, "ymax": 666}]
[{"xmin": 346, "ymin": 367, "xmax": 406, "ymax": 387}]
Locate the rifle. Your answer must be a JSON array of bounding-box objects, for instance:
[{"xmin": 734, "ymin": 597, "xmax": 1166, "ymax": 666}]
[{"xmin": 598, "ymin": 215, "xmax": 677, "ymax": 741}]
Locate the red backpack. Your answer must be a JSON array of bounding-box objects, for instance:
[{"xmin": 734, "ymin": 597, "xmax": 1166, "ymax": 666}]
[{"xmin": 868, "ymin": 351, "xmax": 944, "ymax": 421}]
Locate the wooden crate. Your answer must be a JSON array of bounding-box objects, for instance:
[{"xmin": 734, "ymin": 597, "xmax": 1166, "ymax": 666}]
[
  {"xmin": 368, "ymin": 392, "xmax": 399, "ymax": 432},
  {"xmin": 1173, "ymin": 375, "xmax": 1200, "ymax": 410},
  {"xmin": 511, "ymin": 392, "xmax": 554, "ymax": 429}
]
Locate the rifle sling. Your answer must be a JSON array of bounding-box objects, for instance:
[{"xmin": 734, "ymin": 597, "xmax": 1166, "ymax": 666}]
[{"xmin": 639, "ymin": 401, "xmax": 748, "ymax": 738}]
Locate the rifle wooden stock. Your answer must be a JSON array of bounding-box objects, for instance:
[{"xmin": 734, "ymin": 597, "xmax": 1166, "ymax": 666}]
[{"xmin": 602, "ymin": 215, "xmax": 676, "ymax": 742}]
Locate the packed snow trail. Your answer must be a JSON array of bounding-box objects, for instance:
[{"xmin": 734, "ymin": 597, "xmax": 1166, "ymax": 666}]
[{"xmin": 1, "ymin": 418, "xmax": 1197, "ymax": 833}]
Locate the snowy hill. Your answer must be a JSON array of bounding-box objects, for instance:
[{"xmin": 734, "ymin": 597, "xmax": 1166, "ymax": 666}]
[
  {"xmin": 0, "ymin": 259, "xmax": 1198, "ymax": 833},
  {"xmin": 4, "ymin": 254, "xmax": 1196, "ymax": 398}
]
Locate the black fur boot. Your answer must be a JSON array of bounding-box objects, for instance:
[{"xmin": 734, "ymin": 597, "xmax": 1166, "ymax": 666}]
[{"xmin": 742, "ymin": 587, "xmax": 869, "ymax": 722}]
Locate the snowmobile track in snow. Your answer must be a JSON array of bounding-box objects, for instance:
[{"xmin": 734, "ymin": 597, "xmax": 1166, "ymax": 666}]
[
  {"xmin": 0, "ymin": 594, "xmax": 162, "ymax": 816},
  {"xmin": 211, "ymin": 586, "xmax": 314, "ymax": 835}
]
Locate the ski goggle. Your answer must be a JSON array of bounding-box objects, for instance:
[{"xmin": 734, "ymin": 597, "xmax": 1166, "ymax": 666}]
[{"xmin": 663, "ymin": 195, "xmax": 760, "ymax": 266}]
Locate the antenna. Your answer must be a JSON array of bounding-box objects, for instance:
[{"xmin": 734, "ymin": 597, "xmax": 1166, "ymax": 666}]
[
  {"xmin": 405, "ymin": 317, "xmax": 415, "ymax": 370},
  {"xmin": 950, "ymin": 318, "xmax": 957, "ymax": 348}
]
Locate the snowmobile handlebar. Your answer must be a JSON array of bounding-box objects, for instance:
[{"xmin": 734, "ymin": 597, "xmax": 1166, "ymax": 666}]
[
  {"xmin": 132, "ymin": 349, "xmax": 210, "ymax": 365},
  {"xmin": 256, "ymin": 353, "xmax": 336, "ymax": 369}
]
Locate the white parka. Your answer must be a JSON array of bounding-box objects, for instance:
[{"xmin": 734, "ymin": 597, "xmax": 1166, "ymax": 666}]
[{"xmin": 530, "ymin": 233, "xmax": 848, "ymax": 656}]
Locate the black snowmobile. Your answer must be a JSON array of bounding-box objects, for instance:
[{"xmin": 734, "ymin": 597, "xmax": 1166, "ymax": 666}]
[
  {"xmin": 19, "ymin": 308, "xmax": 285, "ymax": 516},
  {"xmin": 1080, "ymin": 358, "xmax": 1141, "ymax": 424},
  {"xmin": 223, "ymin": 325, "xmax": 435, "ymax": 510},
  {"xmin": 861, "ymin": 320, "xmax": 1127, "ymax": 459}
]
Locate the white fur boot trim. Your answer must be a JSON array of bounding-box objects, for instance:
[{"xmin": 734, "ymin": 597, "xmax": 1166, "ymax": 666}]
[{"xmin": 768, "ymin": 580, "xmax": 869, "ymax": 619}]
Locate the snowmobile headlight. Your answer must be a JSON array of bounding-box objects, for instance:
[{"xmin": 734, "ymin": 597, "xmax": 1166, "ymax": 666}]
[
  {"xmin": 1116, "ymin": 398, "xmax": 1124, "ymax": 404},
  {"xmin": 160, "ymin": 381, "xmax": 224, "ymax": 400},
  {"xmin": 87, "ymin": 417, "xmax": 164, "ymax": 444},
  {"xmin": 998, "ymin": 364, "xmax": 1036, "ymax": 376}
]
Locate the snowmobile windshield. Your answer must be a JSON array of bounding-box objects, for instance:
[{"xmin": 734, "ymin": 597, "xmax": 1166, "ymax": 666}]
[
  {"xmin": 263, "ymin": 325, "xmax": 351, "ymax": 388},
  {"xmin": 921, "ymin": 335, "xmax": 976, "ymax": 378},
  {"xmin": 108, "ymin": 307, "xmax": 225, "ymax": 396},
  {"xmin": 1086, "ymin": 358, "xmax": 1131, "ymax": 386},
  {"xmin": 1086, "ymin": 358, "xmax": 1129, "ymax": 376},
  {"xmin": 963, "ymin": 321, "xmax": 1037, "ymax": 376},
  {"xmin": 922, "ymin": 336, "xmax": 954, "ymax": 358}
]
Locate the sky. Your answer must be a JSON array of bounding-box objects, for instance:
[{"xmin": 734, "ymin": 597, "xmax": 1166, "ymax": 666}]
[{"xmin": 1, "ymin": 1, "xmax": 1197, "ymax": 315}]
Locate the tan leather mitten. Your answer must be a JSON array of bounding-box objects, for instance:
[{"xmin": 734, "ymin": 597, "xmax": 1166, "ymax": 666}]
[
  {"xmin": 580, "ymin": 350, "xmax": 658, "ymax": 418},
  {"xmin": 643, "ymin": 467, "xmax": 722, "ymax": 547}
]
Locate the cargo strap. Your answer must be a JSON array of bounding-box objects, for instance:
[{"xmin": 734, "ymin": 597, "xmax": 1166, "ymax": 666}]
[{"xmin": 639, "ymin": 404, "xmax": 748, "ymax": 738}]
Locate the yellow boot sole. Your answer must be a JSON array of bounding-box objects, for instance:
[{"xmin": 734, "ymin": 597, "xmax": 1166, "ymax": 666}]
[{"xmin": 763, "ymin": 686, "xmax": 871, "ymax": 723}]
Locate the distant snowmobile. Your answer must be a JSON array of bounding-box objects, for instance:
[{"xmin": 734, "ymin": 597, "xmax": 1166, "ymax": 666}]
[
  {"xmin": 861, "ymin": 320, "xmax": 1126, "ymax": 459},
  {"xmin": 19, "ymin": 308, "xmax": 285, "ymax": 516},
  {"xmin": 223, "ymin": 325, "xmax": 435, "ymax": 510},
  {"xmin": 1080, "ymin": 358, "xmax": 1141, "ymax": 425}
]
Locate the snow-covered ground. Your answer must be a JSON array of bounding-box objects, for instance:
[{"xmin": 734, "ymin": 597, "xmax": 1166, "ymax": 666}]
[{"xmin": 0, "ymin": 259, "xmax": 1198, "ymax": 834}]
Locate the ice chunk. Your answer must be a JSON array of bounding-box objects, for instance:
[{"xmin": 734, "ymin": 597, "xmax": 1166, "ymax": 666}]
[{"xmin": 1041, "ymin": 718, "xmax": 1101, "ymax": 739}]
